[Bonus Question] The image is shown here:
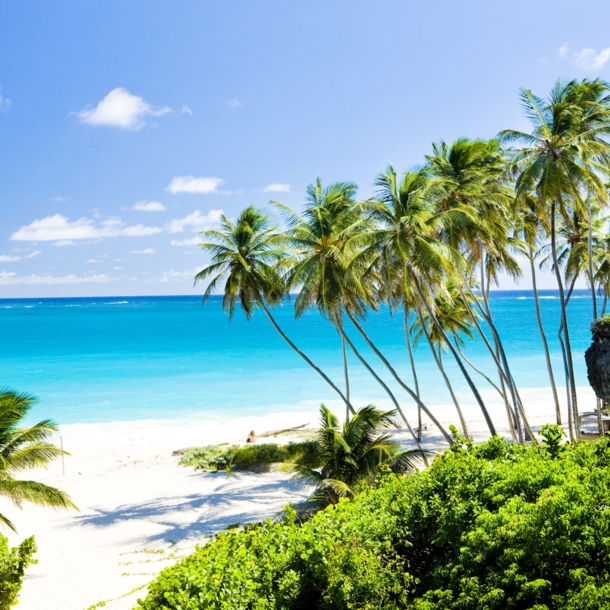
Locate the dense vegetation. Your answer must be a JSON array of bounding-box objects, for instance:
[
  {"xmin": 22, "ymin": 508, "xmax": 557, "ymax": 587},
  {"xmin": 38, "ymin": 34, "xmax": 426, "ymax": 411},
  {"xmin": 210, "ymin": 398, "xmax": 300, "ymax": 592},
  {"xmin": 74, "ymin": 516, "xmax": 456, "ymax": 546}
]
[
  {"xmin": 0, "ymin": 534, "xmax": 37, "ymax": 610},
  {"xmin": 138, "ymin": 430, "xmax": 610, "ymax": 609},
  {"xmin": 196, "ymin": 78, "xmax": 610, "ymax": 445}
]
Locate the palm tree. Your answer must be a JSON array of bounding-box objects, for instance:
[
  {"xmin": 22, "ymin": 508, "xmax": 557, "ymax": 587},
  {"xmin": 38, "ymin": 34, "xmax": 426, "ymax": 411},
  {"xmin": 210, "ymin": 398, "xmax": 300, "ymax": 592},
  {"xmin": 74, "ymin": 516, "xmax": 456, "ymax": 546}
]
[
  {"xmin": 195, "ymin": 206, "xmax": 355, "ymax": 413},
  {"xmin": 0, "ymin": 390, "xmax": 76, "ymax": 531},
  {"xmin": 271, "ymin": 179, "xmax": 366, "ymax": 422},
  {"xmin": 282, "ymin": 403, "xmax": 424, "ymax": 506},
  {"xmin": 501, "ymin": 79, "xmax": 610, "ymax": 440}
]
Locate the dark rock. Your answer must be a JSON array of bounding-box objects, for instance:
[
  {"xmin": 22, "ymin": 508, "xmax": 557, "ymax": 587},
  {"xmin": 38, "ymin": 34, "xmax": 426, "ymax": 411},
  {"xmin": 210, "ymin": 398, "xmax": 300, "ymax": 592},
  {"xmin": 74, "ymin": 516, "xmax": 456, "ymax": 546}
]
[{"xmin": 585, "ymin": 318, "xmax": 610, "ymax": 401}]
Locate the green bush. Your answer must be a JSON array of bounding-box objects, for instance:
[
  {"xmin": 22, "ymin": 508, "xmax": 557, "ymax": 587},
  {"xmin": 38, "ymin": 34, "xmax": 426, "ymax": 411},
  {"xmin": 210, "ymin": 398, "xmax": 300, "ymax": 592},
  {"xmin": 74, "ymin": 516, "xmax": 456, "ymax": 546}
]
[
  {"xmin": 179, "ymin": 441, "xmax": 319, "ymax": 472},
  {"xmin": 138, "ymin": 433, "xmax": 610, "ymax": 609},
  {"xmin": 0, "ymin": 534, "xmax": 37, "ymax": 609}
]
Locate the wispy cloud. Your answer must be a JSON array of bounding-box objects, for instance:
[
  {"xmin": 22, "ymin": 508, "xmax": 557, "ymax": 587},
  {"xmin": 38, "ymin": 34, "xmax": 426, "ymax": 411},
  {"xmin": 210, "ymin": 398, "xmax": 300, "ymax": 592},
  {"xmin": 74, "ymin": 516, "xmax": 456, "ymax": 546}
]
[
  {"xmin": 228, "ymin": 98, "xmax": 242, "ymax": 108},
  {"xmin": 181, "ymin": 105, "xmax": 193, "ymax": 115},
  {"xmin": 0, "ymin": 255, "xmax": 20, "ymax": 262},
  {"xmin": 0, "ymin": 88, "xmax": 11, "ymax": 112},
  {"xmin": 10, "ymin": 214, "xmax": 162, "ymax": 243},
  {"xmin": 25, "ymin": 251, "xmax": 41, "ymax": 259},
  {"xmin": 0, "ymin": 271, "xmax": 113, "ymax": 285},
  {"xmin": 76, "ymin": 88, "xmax": 171, "ymax": 130},
  {"xmin": 51, "ymin": 195, "xmax": 66, "ymax": 203},
  {"xmin": 158, "ymin": 268, "xmax": 199, "ymax": 282},
  {"xmin": 559, "ymin": 43, "xmax": 610, "ymax": 71},
  {"xmin": 262, "ymin": 183, "xmax": 291, "ymax": 193},
  {"xmin": 133, "ymin": 200, "xmax": 166, "ymax": 212},
  {"xmin": 170, "ymin": 236, "xmax": 201, "ymax": 247},
  {"xmin": 166, "ymin": 176, "xmax": 224, "ymax": 194},
  {"xmin": 167, "ymin": 209, "xmax": 223, "ymax": 234},
  {"xmin": 131, "ymin": 248, "xmax": 156, "ymax": 254}
]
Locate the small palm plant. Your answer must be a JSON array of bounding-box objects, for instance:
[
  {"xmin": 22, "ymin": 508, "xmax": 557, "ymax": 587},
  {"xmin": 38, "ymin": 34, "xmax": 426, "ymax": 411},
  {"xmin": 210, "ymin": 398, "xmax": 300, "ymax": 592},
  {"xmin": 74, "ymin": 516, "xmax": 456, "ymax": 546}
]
[
  {"xmin": 0, "ymin": 389, "xmax": 77, "ymax": 531},
  {"xmin": 282, "ymin": 404, "xmax": 425, "ymax": 506}
]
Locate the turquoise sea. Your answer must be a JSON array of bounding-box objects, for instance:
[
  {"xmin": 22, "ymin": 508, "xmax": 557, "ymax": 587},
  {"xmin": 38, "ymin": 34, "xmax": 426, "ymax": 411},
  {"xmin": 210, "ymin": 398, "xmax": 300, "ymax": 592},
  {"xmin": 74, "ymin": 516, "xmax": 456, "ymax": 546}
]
[{"xmin": 0, "ymin": 291, "xmax": 598, "ymax": 426}]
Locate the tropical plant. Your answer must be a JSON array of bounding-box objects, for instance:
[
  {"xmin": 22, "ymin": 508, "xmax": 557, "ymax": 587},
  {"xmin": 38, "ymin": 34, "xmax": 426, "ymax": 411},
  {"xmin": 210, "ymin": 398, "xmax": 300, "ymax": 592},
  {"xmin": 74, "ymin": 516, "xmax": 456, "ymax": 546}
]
[
  {"xmin": 502, "ymin": 78, "xmax": 610, "ymax": 440},
  {"xmin": 0, "ymin": 390, "xmax": 76, "ymax": 531},
  {"xmin": 0, "ymin": 533, "xmax": 37, "ymax": 609},
  {"xmin": 195, "ymin": 206, "xmax": 355, "ymax": 413},
  {"xmin": 281, "ymin": 404, "xmax": 424, "ymax": 505}
]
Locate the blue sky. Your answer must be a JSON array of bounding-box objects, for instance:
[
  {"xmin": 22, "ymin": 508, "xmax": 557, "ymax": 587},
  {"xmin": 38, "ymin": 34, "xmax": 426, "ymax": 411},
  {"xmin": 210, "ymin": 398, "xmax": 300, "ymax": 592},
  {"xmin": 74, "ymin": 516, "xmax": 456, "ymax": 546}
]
[{"xmin": 1, "ymin": 0, "xmax": 609, "ymax": 297}]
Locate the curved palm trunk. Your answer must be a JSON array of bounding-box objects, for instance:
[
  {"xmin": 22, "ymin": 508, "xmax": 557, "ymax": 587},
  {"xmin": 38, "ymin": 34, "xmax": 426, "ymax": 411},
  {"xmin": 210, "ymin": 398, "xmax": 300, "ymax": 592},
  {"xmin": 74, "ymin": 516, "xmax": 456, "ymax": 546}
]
[
  {"xmin": 404, "ymin": 306, "xmax": 422, "ymax": 440},
  {"xmin": 456, "ymin": 341, "xmax": 518, "ymax": 443},
  {"xmin": 414, "ymin": 305, "xmax": 469, "ymax": 437},
  {"xmin": 411, "ymin": 275, "xmax": 497, "ymax": 437},
  {"xmin": 338, "ymin": 313, "xmax": 351, "ymax": 424},
  {"xmin": 343, "ymin": 310, "xmax": 453, "ymax": 445},
  {"xmin": 587, "ymin": 194, "xmax": 598, "ymax": 319},
  {"xmin": 338, "ymin": 329, "xmax": 429, "ymax": 459},
  {"xmin": 529, "ymin": 245, "xmax": 562, "ymax": 425},
  {"xmin": 551, "ymin": 204, "xmax": 580, "ymax": 441},
  {"xmin": 258, "ymin": 299, "xmax": 356, "ymax": 415}
]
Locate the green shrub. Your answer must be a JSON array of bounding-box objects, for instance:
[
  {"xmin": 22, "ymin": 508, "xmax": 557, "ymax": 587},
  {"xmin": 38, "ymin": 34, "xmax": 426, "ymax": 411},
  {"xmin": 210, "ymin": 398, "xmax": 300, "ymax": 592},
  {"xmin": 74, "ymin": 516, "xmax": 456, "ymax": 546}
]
[
  {"xmin": 138, "ymin": 434, "xmax": 610, "ymax": 609},
  {"xmin": 0, "ymin": 534, "xmax": 37, "ymax": 609},
  {"xmin": 179, "ymin": 441, "xmax": 319, "ymax": 472}
]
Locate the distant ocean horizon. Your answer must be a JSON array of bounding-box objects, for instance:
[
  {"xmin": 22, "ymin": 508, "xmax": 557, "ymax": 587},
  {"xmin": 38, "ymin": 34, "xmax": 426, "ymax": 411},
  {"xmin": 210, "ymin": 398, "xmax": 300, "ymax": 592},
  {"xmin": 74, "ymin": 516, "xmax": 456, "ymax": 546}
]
[{"xmin": 0, "ymin": 290, "xmax": 599, "ymax": 427}]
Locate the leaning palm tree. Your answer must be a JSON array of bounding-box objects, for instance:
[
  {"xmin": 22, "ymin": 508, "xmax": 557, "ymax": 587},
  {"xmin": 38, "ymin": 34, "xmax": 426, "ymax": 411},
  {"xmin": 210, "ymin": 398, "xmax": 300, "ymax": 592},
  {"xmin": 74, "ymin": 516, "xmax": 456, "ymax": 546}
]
[
  {"xmin": 282, "ymin": 403, "xmax": 424, "ymax": 506},
  {"xmin": 0, "ymin": 390, "xmax": 77, "ymax": 531},
  {"xmin": 195, "ymin": 206, "xmax": 355, "ymax": 413},
  {"xmin": 501, "ymin": 78, "xmax": 610, "ymax": 440}
]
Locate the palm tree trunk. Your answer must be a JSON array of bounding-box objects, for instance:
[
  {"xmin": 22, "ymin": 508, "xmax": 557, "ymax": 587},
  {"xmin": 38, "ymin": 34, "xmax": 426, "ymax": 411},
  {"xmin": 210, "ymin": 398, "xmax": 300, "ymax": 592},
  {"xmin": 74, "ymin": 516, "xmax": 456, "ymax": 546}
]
[
  {"xmin": 343, "ymin": 309, "xmax": 453, "ymax": 445},
  {"xmin": 257, "ymin": 299, "xmax": 356, "ymax": 415},
  {"xmin": 603, "ymin": 287, "xmax": 608, "ymax": 316},
  {"xmin": 338, "ymin": 312, "xmax": 351, "ymax": 424},
  {"xmin": 404, "ymin": 306, "xmax": 422, "ymax": 440},
  {"xmin": 587, "ymin": 193, "xmax": 598, "ymax": 319},
  {"xmin": 457, "ymin": 278, "xmax": 531, "ymax": 443},
  {"xmin": 550, "ymin": 203, "xmax": 580, "ymax": 441},
  {"xmin": 456, "ymin": 341, "xmax": 518, "ymax": 442},
  {"xmin": 529, "ymin": 244, "xmax": 562, "ymax": 425},
  {"xmin": 411, "ymin": 275, "xmax": 497, "ymax": 437},
  {"xmin": 339, "ymin": 328, "xmax": 428, "ymax": 459},
  {"xmin": 414, "ymin": 305, "xmax": 469, "ymax": 437}
]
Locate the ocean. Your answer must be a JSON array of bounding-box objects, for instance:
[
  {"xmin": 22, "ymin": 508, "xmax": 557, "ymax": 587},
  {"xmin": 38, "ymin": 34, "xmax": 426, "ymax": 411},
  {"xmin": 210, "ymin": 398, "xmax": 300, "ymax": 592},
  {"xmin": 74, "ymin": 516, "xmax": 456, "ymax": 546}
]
[{"xmin": 0, "ymin": 291, "xmax": 599, "ymax": 427}]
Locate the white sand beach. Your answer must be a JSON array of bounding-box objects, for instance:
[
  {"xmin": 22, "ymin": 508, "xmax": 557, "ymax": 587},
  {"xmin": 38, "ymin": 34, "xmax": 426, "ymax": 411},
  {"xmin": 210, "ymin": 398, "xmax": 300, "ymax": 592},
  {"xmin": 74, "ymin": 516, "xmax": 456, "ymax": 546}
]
[{"xmin": 5, "ymin": 388, "xmax": 596, "ymax": 609}]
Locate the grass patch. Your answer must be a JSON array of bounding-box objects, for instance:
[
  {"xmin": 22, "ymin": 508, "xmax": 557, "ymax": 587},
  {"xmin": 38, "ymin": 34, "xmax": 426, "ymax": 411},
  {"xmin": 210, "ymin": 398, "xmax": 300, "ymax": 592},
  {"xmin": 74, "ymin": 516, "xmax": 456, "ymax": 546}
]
[{"xmin": 178, "ymin": 441, "xmax": 319, "ymax": 473}]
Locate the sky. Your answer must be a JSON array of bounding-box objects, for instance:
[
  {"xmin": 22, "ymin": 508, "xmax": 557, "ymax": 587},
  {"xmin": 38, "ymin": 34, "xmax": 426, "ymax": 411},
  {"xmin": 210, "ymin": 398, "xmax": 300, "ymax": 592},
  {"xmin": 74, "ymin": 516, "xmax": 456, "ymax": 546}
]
[{"xmin": 1, "ymin": 0, "xmax": 609, "ymax": 298}]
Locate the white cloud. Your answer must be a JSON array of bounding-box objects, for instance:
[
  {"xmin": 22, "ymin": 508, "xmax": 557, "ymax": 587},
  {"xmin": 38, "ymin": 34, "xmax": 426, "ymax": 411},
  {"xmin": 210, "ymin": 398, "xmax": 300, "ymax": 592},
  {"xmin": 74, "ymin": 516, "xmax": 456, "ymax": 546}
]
[
  {"xmin": 181, "ymin": 105, "xmax": 193, "ymax": 115},
  {"xmin": 10, "ymin": 214, "xmax": 162, "ymax": 243},
  {"xmin": 0, "ymin": 88, "xmax": 11, "ymax": 112},
  {"xmin": 166, "ymin": 176, "xmax": 224, "ymax": 194},
  {"xmin": 133, "ymin": 200, "xmax": 166, "ymax": 212},
  {"xmin": 170, "ymin": 236, "xmax": 200, "ymax": 247},
  {"xmin": 25, "ymin": 250, "xmax": 41, "ymax": 258},
  {"xmin": 559, "ymin": 44, "xmax": 610, "ymax": 71},
  {"xmin": 263, "ymin": 183, "xmax": 291, "ymax": 193},
  {"xmin": 167, "ymin": 209, "xmax": 223, "ymax": 234},
  {"xmin": 54, "ymin": 240, "xmax": 75, "ymax": 247},
  {"xmin": 0, "ymin": 255, "xmax": 20, "ymax": 262},
  {"xmin": 228, "ymin": 98, "xmax": 242, "ymax": 108},
  {"xmin": 51, "ymin": 195, "xmax": 66, "ymax": 202},
  {"xmin": 0, "ymin": 271, "xmax": 113, "ymax": 285},
  {"xmin": 131, "ymin": 248, "xmax": 156, "ymax": 254},
  {"xmin": 158, "ymin": 268, "xmax": 199, "ymax": 282},
  {"xmin": 76, "ymin": 88, "xmax": 171, "ymax": 130}
]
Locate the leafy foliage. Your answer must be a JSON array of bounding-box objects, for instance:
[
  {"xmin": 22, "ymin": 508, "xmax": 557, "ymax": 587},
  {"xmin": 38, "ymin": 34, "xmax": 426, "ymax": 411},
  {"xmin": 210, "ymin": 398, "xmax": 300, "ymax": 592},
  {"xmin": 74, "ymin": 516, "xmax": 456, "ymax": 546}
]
[
  {"xmin": 138, "ymin": 434, "xmax": 610, "ymax": 610},
  {"xmin": 179, "ymin": 442, "xmax": 319, "ymax": 473},
  {"xmin": 0, "ymin": 389, "xmax": 77, "ymax": 531},
  {"xmin": 282, "ymin": 404, "xmax": 424, "ymax": 505},
  {"xmin": 0, "ymin": 533, "xmax": 37, "ymax": 609}
]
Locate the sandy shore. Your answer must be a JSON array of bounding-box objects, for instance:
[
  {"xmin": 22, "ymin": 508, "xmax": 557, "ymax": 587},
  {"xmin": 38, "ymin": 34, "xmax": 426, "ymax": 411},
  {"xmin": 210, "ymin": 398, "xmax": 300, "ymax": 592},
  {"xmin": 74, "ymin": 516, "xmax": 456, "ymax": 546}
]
[{"xmin": 4, "ymin": 388, "xmax": 595, "ymax": 609}]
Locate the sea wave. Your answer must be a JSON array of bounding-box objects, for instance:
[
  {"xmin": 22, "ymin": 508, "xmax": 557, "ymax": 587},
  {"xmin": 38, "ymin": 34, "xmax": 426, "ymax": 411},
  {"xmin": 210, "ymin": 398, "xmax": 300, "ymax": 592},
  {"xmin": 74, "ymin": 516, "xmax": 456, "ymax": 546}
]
[{"xmin": 106, "ymin": 301, "xmax": 128, "ymax": 305}]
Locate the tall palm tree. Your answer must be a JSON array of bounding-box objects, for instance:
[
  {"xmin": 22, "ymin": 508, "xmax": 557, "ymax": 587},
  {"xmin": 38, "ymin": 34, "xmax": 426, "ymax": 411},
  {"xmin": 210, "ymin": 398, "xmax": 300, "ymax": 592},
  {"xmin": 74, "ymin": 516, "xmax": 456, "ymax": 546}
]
[
  {"xmin": 501, "ymin": 79, "xmax": 610, "ymax": 440},
  {"xmin": 354, "ymin": 163, "xmax": 498, "ymax": 437},
  {"xmin": 0, "ymin": 390, "xmax": 76, "ymax": 531},
  {"xmin": 282, "ymin": 403, "xmax": 424, "ymax": 506},
  {"xmin": 195, "ymin": 206, "xmax": 355, "ymax": 413}
]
